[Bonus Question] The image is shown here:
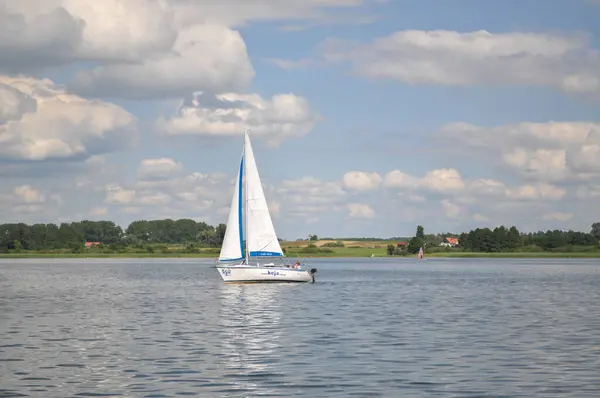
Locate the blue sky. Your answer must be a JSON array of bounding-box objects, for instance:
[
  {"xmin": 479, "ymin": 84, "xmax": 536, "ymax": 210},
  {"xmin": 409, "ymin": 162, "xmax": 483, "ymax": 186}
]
[{"xmin": 1, "ymin": 0, "xmax": 599, "ymax": 239}]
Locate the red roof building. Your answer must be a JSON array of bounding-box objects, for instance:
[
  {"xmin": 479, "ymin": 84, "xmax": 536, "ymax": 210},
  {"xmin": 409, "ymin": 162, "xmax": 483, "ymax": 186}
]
[{"xmin": 440, "ymin": 237, "xmax": 459, "ymax": 247}]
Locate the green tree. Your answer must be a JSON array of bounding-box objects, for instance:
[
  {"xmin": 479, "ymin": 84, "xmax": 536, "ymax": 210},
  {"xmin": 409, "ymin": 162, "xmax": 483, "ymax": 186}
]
[
  {"xmin": 12, "ymin": 240, "xmax": 22, "ymax": 252},
  {"xmin": 407, "ymin": 237, "xmax": 423, "ymax": 254},
  {"xmin": 506, "ymin": 226, "xmax": 521, "ymax": 249},
  {"xmin": 386, "ymin": 244, "xmax": 396, "ymax": 255},
  {"xmin": 416, "ymin": 225, "xmax": 425, "ymax": 240},
  {"xmin": 592, "ymin": 222, "xmax": 600, "ymax": 241}
]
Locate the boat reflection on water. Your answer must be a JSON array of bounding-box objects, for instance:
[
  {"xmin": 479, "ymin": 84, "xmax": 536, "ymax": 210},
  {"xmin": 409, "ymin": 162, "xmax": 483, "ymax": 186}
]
[{"xmin": 216, "ymin": 283, "xmax": 291, "ymax": 393}]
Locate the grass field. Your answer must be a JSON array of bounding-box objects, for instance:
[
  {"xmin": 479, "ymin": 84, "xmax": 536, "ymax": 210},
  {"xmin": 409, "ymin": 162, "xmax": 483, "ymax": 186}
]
[{"xmin": 0, "ymin": 239, "xmax": 599, "ymax": 258}]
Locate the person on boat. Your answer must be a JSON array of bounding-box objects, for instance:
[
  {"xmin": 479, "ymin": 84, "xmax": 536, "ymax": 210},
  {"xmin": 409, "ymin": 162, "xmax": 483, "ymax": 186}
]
[{"xmin": 294, "ymin": 261, "xmax": 300, "ymax": 269}]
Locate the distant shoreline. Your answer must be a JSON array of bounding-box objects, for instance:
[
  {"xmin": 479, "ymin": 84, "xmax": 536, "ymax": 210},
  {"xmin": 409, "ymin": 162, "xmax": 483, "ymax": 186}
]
[{"xmin": 1, "ymin": 251, "xmax": 599, "ymax": 259}]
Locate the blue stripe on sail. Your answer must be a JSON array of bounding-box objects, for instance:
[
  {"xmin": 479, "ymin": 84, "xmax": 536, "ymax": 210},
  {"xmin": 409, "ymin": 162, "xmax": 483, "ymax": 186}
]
[
  {"xmin": 220, "ymin": 257, "xmax": 244, "ymax": 262},
  {"xmin": 238, "ymin": 155, "xmax": 245, "ymax": 259},
  {"xmin": 249, "ymin": 251, "xmax": 283, "ymax": 257}
]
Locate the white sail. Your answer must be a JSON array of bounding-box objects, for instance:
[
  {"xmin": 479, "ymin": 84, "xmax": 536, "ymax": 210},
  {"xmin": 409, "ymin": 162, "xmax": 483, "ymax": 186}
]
[
  {"xmin": 243, "ymin": 131, "xmax": 284, "ymax": 257},
  {"xmin": 218, "ymin": 153, "xmax": 245, "ymax": 261}
]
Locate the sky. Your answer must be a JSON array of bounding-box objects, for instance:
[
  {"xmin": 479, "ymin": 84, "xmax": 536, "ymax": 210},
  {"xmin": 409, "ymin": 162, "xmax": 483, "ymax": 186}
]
[{"xmin": 1, "ymin": 0, "xmax": 600, "ymax": 240}]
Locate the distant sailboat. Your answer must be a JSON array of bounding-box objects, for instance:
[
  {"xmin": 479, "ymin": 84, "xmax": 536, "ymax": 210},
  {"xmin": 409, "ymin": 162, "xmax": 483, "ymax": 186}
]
[
  {"xmin": 214, "ymin": 129, "xmax": 317, "ymax": 283},
  {"xmin": 418, "ymin": 247, "xmax": 424, "ymax": 260}
]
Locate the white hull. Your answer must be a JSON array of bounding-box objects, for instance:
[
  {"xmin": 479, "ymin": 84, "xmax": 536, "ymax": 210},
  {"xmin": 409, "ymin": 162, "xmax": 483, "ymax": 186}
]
[{"xmin": 215, "ymin": 265, "xmax": 314, "ymax": 283}]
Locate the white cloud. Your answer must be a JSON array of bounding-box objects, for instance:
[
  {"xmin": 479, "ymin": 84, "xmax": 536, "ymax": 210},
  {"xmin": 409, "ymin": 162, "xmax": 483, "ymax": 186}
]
[
  {"xmin": 505, "ymin": 183, "xmax": 565, "ymax": 201},
  {"xmin": 0, "ymin": 75, "xmax": 137, "ymax": 162},
  {"xmin": 321, "ymin": 29, "xmax": 600, "ymax": 95},
  {"xmin": 441, "ymin": 199, "xmax": 461, "ymax": 219},
  {"xmin": 576, "ymin": 184, "xmax": 600, "ymax": 199},
  {"xmin": 73, "ymin": 24, "xmax": 254, "ymax": 98},
  {"xmin": 473, "ymin": 213, "xmax": 490, "ymax": 222},
  {"xmin": 0, "ymin": 0, "xmax": 176, "ymax": 71},
  {"xmin": 137, "ymin": 191, "xmax": 172, "ymax": 206},
  {"xmin": 2, "ymin": 1, "xmax": 599, "ymax": 237},
  {"xmin": 347, "ymin": 202, "xmax": 375, "ymax": 218},
  {"xmin": 420, "ymin": 168, "xmax": 465, "ymax": 193},
  {"xmin": 100, "ymin": 171, "xmax": 235, "ymax": 225},
  {"xmin": 267, "ymin": 58, "xmax": 315, "ymax": 70},
  {"xmin": 382, "ymin": 170, "xmax": 418, "ymax": 188},
  {"xmin": 1, "ymin": 0, "xmax": 372, "ymax": 98},
  {"xmin": 541, "ymin": 212, "xmax": 573, "ymax": 222},
  {"xmin": 276, "ymin": 176, "xmax": 347, "ymax": 219},
  {"xmin": 567, "ymin": 128, "xmax": 600, "ymax": 174},
  {"xmin": 90, "ymin": 207, "xmax": 108, "ymax": 216},
  {"xmin": 157, "ymin": 92, "xmax": 319, "ymax": 145},
  {"xmin": 13, "ymin": 185, "xmax": 47, "ymax": 204},
  {"xmin": 0, "ymin": 184, "xmax": 61, "ymax": 217},
  {"xmin": 1, "ymin": 157, "xmax": 598, "ymax": 236},
  {"xmin": 105, "ymin": 185, "xmax": 136, "ymax": 205},
  {"xmin": 342, "ymin": 171, "xmax": 381, "ymax": 191},
  {"xmin": 380, "ymin": 166, "xmax": 575, "ymax": 226},
  {"xmin": 138, "ymin": 158, "xmax": 183, "ymax": 180},
  {"xmin": 269, "ymin": 200, "xmax": 281, "ymax": 217},
  {"xmin": 383, "ymin": 168, "xmax": 468, "ymax": 193},
  {"xmin": 438, "ymin": 121, "xmax": 600, "ymax": 182}
]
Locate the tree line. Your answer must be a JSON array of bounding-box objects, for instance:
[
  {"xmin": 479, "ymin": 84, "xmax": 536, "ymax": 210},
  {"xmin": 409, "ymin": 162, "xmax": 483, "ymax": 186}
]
[
  {"xmin": 0, "ymin": 219, "xmax": 226, "ymax": 253},
  {"xmin": 388, "ymin": 223, "xmax": 600, "ymax": 255}
]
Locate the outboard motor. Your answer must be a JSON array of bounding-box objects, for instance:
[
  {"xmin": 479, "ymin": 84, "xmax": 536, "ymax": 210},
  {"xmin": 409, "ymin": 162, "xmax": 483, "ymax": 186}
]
[{"xmin": 309, "ymin": 268, "xmax": 317, "ymax": 283}]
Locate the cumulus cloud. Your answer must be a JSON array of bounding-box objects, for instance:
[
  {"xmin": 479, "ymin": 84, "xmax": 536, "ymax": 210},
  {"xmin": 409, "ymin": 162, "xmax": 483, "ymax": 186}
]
[
  {"xmin": 13, "ymin": 185, "xmax": 47, "ymax": 204},
  {"xmin": 382, "ymin": 168, "xmax": 469, "ymax": 194},
  {"xmin": 104, "ymin": 185, "xmax": 136, "ymax": 205},
  {"xmin": 320, "ymin": 29, "xmax": 600, "ymax": 95},
  {"xmin": 1, "ymin": 0, "xmax": 373, "ymax": 98},
  {"xmin": 157, "ymin": 92, "xmax": 319, "ymax": 145},
  {"xmin": 138, "ymin": 158, "xmax": 183, "ymax": 181},
  {"xmin": 541, "ymin": 212, "xmax": 573, "ymax": 222},
  {"xmin": 380, "ymin": 166, "xmax": 575, "ymax": 224},
  {"xmin": 567, "ymin": 128, "xmax": 600, "ymax": 174},
  {"xmin": 441, "ymin": 199, "xmax": 461, "ymax": 219},
  {"xmin": 0, "ymin": 0, "xmax": 176, "ymax": 71},
  {"xmin": 347, "ymin": 202, "xmax": 375, "ymax": 219},
  {"xmin": 505, "ymin": 183, "xmax": 566, "ymax": 201},
  {"xmin": 0, "ymin": 75, "xmax": 137, "ymax": 162},
  {"xmin": 437, "ymin": 121, "xmax": 600, "ymax": 182},
  {"xmin": 473, "ymin": 213, "xmax": 490, "ymax": 222},
  {"xmin": 90, "ymin": 207, "xmax": 108, "ymax": 216},
  {"xmin": 72, "ymin": 24, "xmax": 254, "ymax": 99},
  {"xmin": 0, "ymin": 184, "xmax": 61, "ymax": 217},
  {"xmin": 101, "ymin": 171, "xmax": 234, "ymax": 224},
  {"xmin": 382, "ymin": 170, "xmax": 418, "ymax": 188},
  {"xmin": 5, "ymin": 156, "xmax": 595, "ymax": 235},
  {"xmin": 275, "ymin": 176, "xmax": 347, "ymax": 219},
  {"xmin": 342, "ymin": 171, "xmax": 382, "ymax": 191}
]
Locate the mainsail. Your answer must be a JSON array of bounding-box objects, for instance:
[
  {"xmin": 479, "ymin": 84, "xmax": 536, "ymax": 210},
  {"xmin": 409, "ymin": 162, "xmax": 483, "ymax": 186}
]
[
  {"xmin": 243, "ymin": 132, "xmax": 284, "ymax": 257},
  {"xmin": 217, "ymin": 130, "xmax": 284, "ymax": 263}
]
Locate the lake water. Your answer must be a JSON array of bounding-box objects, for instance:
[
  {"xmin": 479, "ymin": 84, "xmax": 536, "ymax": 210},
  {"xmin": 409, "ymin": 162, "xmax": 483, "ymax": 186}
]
[{"xmin": 1, "ymin": 257, "xmax": 599, "ymax": 397}]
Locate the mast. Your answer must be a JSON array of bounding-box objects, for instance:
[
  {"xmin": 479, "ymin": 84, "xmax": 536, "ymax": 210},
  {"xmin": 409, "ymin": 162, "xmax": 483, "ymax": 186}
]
[{"xmin": 243, "ymin": 128, "xmax": 250, "ymax": 264}]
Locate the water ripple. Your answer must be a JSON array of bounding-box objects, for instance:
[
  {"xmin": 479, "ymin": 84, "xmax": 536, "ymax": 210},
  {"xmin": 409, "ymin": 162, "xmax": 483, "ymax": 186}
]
[{"xmin": 0, "ymin": 258, "xmax": 599, "ymax": 397}]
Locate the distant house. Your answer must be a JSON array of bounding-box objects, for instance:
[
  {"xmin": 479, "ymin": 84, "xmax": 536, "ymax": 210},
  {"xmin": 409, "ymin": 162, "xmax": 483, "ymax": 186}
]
[
  {"xmin": 396, "ymin": 241, "xmax": 409, "ymax": 247},
  {"xmin": 84, "ymin": 241, "xmax": 100, "ymax": 248},
  {"xmin": 439, "ymin": 237, "xmax": 459, "ymax": 247}
]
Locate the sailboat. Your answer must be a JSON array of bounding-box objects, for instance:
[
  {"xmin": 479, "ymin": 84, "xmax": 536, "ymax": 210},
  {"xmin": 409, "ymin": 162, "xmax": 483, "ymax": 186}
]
[
  {"xmin": 418, "ymin": 247, "xmax": 424, "ymax": 260},
  {"xmin": 214, "ymin": 129, "xmax": 317, "ymax": 283}
]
